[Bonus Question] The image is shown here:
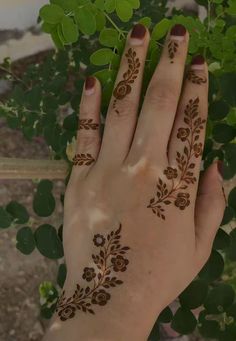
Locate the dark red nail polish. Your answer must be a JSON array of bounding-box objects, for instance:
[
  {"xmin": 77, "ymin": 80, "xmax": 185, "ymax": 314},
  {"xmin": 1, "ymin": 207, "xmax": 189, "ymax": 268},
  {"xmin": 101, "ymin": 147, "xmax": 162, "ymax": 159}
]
[
  {"xmin": 192, "ymin": 55, "xmax": 205, "ymax": 65},
  {"xmin": 131, "ymin": 24, "xmax": 146, "ymax": 39},
  {"xmin": 170, "ymin": 24, "xmax": 186, "ymax": 36},
  {"xmin": 85, "ymin": 76, "xmax": 96, "ymax": 90},
  {"xmin": 218, "ymin": 160, "xmax": 224, "ymax": 180}
]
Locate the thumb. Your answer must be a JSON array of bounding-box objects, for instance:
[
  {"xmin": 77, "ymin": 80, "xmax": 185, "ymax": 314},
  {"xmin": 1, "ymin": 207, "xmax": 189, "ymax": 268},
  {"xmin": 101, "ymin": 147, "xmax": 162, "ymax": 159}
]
[{"xmin": 195, "ymin": 161, "xmax": 226, "ymax": 259}]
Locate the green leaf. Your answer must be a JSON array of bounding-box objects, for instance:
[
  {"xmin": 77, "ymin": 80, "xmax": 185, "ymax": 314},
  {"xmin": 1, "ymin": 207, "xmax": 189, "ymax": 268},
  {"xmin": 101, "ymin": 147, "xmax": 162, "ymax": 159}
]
[
  {"xmin": 39, "ymin": 281, "xmax": 58, "ymax": 301},
  {"xmin": 213, "ymin": 123, "xmax": 236, "ymax": 143},
  {"xmin": 198, "ymin": 309, "xmax": 221, "ymax": 338},
  {"xmin": 38, "ymin": 180, "xmax": 54, "ymax": 193},
  {"xmin": 61, "ymin": 16, "xmax": 79, "ymax": 43},
  {"xmin": 94, "ymin": 0, "xmax": 105, "ymax": 10},
  {"xmin": 204, "ymin": 284, "xmax": 235, "ymax": 313},
  {"xmin": 16, "ymin": 227, "xmax": 36, "ymax": 255},
  {"xmin": 39, "ymin": 4, "xmax": 64, "ymax": 24},
  {"xmin": 63, "ymin": 113, "xmax": 78, "ymax": 131},
  {"xmin": 179, "ymin": 279, "xmax": 208, "ymax": 310},
  {"xmin": 221, "ymin": 206, "xmax": 235, "ymax": 226},
  {"xmin": 171, "ymin": 308, "xmax": 197, "ymax": 335},
  {"xmin": 227, "ymin": 108, "xmax": 236, "ymax": 126},
  {"xmin": 0, "ymin": 207, "xmax": 13, "ymax": 229},
  {"xmin": 213, "ymin": 228, "xmax": 230, "ymax": 250},
  {"xmin": 209, "ymin": 100, "xmax": 229, "ymax": 121},
  {"xmin": 228, "ymin": 229, "xmax": 236, "ymax": 261},
  {"xmin": 127, "ymin": 0, "xmax": 140, "ymax": 9},
  {"xmin": 93, "ymin": 69, "xmax": 116, "ymax": 85},
  {"xmin": 50, "ymin": 0, "xmax": 79, "ymax": 11},
  {"xmin": 104, "ymin": 0, "xmax": 116, "ymax": 13},
  {"xmin": 51, "ymin": 29, "xmax": 65, "ymax": 50},
  {"xmin": 152, "ymin": 18, "xmax": 171, "ymax": 41},
  {"xmin": 116, "ymin": 0, "xmax": 133, "ymax": 22},
  {"xmin": 6, "ymin": 201, "xmax": 29, "ymax": 224},
  {"xmin": 33, "ymin": 181, "xmax": 55, "ymax": 217},
  {"xmin": 90, "ymin": 48, "xmax": 114, "ymax": 65},
  {"xmin": 227, "ymin": 0, "xmax": 236, "ymax": 16},
  {"xmin": 75, "ymin": 6, "xmax": 96, "ymax": 35},
  {"xmin": 139, "ymin": 17, "xmax": 152, "ymax": 28},
  {"xmin": 199, "ymin": 250, "xmax": 224, "ymax": 281},
  {"xmin": 158, "ymin": 306, "xmax": 173, "ymax": 323},
  {"xmin": 57, "ymin": 264, "xmax": 67, "ymax": 288},
  {"xmin": 35, "ymin": 224, "xmax": 64, "ymax": 259},
  {"xmin": 229, "ymin": 187, "xmax": 236, "ymax": 213},
  {"xmin": 99, "ymin": 28, "xmax": 119, "ymax": 47},
  {"xmin": 95, "ymin": 10, "xmax": 106, "ymax": 31},
  {"xmin": 223, "ymin": 143, "xmax": 236, "ymax": 177}
]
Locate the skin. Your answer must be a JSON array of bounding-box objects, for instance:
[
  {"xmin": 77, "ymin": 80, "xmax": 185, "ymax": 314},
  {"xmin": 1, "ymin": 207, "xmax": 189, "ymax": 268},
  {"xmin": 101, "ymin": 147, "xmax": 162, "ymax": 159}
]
[{"xmin": 44, "ymin": 25, "xmax": 226, "ymax": 341}]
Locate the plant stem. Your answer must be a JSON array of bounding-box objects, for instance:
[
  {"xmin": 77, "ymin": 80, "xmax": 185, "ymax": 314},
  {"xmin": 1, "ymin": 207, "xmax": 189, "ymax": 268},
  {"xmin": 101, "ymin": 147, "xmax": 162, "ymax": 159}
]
[
  {"xmin": 0, "ymin": 66, "xmax": 29, "ymax": 88},
  {"xmin": 105, "ymin": 13, "xmax": 126, "ymax": 39}
]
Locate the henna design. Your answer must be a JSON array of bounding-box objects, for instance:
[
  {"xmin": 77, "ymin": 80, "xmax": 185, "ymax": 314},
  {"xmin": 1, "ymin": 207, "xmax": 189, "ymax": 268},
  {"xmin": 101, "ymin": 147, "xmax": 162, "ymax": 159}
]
[
  {"xmin": 147, "ymin": 97, "xmax": 206, "ymax": 220},
  {"xmin": 168, "ymin": 40, "xmax": 179, "ymax": 64},
  {"xmin": 73, "ymin": 153, "xmax": 95, "ymax": 166},
  {"xmin": 187, "ymin": 70, "xmax": 207, "ymax": 85},
  {"xmin": 56, "ymin": 224, "xmax": 130, "ymax": 321},
  {"xmin": 79, "ymin": 119, "xmax": 99, "ymax": 130},
  {"xmin": 112, "ymin": 48, "xmax": 140, "ymax": 114}
]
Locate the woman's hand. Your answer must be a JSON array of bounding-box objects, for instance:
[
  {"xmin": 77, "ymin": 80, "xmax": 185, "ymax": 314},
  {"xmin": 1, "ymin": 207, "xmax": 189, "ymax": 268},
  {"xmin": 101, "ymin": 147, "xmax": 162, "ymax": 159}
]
[{"xmin": 45, "ymin": 23, "xmax": 225, "ymax": 341}]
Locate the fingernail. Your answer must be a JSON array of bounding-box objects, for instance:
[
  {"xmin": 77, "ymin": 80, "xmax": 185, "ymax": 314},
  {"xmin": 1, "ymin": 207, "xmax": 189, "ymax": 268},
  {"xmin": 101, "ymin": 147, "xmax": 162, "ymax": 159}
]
[
  {"xmin": 217, "ymin": 160, "xmax": 224, "ymax": 182},
  {"xmin": 85, "ymin": 76, "xmax": 96, "ymax": 95},
  {"xmin": 191, "ymin": 55, "xmax": 205, "ymax": 70},
  {"xmin": 170, "ymin": 24, "xmax": 186, "ymax": 42},
  {"xmin": 130, "ymin": 24, "xmax": 146, "ymax": 46}
]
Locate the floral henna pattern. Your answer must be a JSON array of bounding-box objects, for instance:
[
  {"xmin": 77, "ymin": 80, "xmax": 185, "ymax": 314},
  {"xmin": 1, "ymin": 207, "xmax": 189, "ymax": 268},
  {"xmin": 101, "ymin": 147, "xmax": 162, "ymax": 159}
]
[
  {"xmin": 73, "ymin": 153, "xmax": 95, "ymax": 166},
  {"xmin": 56, "ymin": 224, "xmax": 130, "ymax": 321},
  {"xmin": 147, "ymin": 97, "xmax": 206, "ymax": 220},
  {"xmin": 187, "ymin": 70, "xmax": 207, "ymax": 85},
  {"xmin": 168, "ymin": 40, "xmax": 179, "ymax": 64},
  {"xmin": 79, "ymin": 119, "xmax": 99, "ymax": 130},
  {"xmin": 112, "ymin": 48, "xmax": 140, "ymax": 114}
]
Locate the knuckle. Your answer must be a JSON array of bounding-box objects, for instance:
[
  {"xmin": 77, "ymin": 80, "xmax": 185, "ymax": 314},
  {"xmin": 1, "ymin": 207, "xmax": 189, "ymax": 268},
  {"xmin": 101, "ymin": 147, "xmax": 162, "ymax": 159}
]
[
  {"xmin": 110, "ymin": 96, "xmax": 137, "ymax": 120},
  {"xmin": 78, "ymin": 134, "xmax": 100, "ymax": 149},
  {"xmin": 147, "ymin": 81, "xmax": 179, "ymax": 109}
]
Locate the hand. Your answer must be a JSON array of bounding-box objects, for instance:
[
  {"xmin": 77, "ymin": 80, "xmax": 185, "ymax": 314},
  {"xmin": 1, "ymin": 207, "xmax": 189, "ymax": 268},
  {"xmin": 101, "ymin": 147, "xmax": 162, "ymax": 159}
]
[{"xmin": 45, "ymin": 23, "xmax": 225, "ymax": 341}]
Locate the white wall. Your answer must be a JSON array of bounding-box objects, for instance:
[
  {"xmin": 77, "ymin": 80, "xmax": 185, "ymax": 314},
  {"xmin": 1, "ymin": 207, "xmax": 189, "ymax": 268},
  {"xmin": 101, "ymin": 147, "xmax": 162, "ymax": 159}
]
[{"xmin": 0, "ymin": 0, "xmax": 48, "ymax": 30}]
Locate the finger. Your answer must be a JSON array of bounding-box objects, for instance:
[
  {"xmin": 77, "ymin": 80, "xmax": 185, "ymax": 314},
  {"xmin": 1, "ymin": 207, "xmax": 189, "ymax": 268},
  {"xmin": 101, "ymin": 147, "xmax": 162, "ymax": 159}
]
[
  {"xmin": 167, "ymin": 56, "xmax": 209, "ymax": 204},
  {"xmin": 129, "ymin": 24, "xmax": 189, "ymax": 165},
  {"xmin": 195, "ymin": 161, "xmax": 226, "ymax": 264},
  {"xmin": 72, "ymin": 76, "xmax": 101, "ymax": 179},
  {"xmin": 97, "ymin": 24, "xmax": 150, "ymax": 167}
]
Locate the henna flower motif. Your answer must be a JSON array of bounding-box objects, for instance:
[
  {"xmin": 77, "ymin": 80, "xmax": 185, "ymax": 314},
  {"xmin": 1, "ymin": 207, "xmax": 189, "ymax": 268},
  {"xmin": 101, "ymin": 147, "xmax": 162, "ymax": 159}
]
[
  {"xmin": 92, "ymin": 290, "xmax": 111, "ymax": 306},
  {"xmin": 177, "ymin": 128, "xmax": 190, "ymax": 141},
  {"xmin": 175, "ymin": 193, "xmax": 190, "ymax": 210},
  {"xmin": 58, "ymin": 305, "xmax": 76, "ymax": 321},
  {"xmin": 113, "ymin": 80, "xmax": 132, "ymax": 100},
  {"xmin": 164, "ymin": 167, "xmax": 178, "ymax": 180},
  {"xmin": 93, "ymin": 234, "xmax": 105, "ymax": 247},
  {"xmin": 111, "ymin": 255, "xmax": 129, "ymax": 272},
  {"xmin": 193, "ymin": 143, "xmax": 203, "ymax": 158},
  {"xmin": 82, "ymin": 267, "xmax": 96, "ymax": 282}
]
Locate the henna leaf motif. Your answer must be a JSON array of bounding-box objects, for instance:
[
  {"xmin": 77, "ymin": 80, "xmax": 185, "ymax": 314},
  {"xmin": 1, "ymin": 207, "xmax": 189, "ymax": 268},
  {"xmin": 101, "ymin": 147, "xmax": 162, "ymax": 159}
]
[
  {"xmin": 79, "ymin": 119, "xmax": 99, "ymax": 130},
  {"xmin": 187, "ymin": 70, "xmax": 207, "ymax": 85},
  {"xmin": 73, "ymin": 153, "xmax": 95, "ymax": 166}
]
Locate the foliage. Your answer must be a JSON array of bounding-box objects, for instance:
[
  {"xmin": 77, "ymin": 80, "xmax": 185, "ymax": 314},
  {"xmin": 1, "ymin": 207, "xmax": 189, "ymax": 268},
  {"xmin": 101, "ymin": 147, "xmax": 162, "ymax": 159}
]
[{"xmin": 0, "ymin": 0, "xmax": 236, "ymax": 339}]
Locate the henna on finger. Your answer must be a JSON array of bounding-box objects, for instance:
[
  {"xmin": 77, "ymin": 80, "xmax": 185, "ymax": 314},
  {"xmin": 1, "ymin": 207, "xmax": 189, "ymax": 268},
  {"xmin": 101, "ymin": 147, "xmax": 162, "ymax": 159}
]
[
  {"xmin": 56, "ymin": 224, "xmax": 130, "ymax": 321},
  {"xmin": 147, "ymin": 97, "xmax": 206, "ymax": 220},
  {"xmin": 112, "ymin": 48, "xmax": 141, "ymax": 115},
  {"xmin": 186, "ymin": 55, "xmax": 207, "ymax": 85},
  {"xmin": 73, "ymin": 153, "xmax": 95, "ymax": 166},
  {"xmin": 168, "ymin": 24, "xmax": 187, "ymax": 64},
  {"xmin": 79, "ymin": 119, "xmax": 99, "ymax": 130}
]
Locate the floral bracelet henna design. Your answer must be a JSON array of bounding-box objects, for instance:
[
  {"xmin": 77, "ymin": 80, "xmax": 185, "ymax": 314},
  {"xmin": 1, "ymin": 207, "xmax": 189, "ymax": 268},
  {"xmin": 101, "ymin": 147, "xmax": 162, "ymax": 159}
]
[
  {"xmin": 187, "ymin": 70, "xmax": 207, "ymax": 85},
  {"xmin": 79, "ymin": 119, "xmax": 99, "ymax": 130},
  {"xmin": 73, "ymin": 153, "xmax": 95, "ymax": 166},
  {"xmin": 56, "ymin": 224, "xmax": 130, "ymax": 321},
  {"xmin": 147, "ymin": 97, "xmax": 206, "ymax": 220},
  {"xmin": 168, "ymin": 40, "xmax": 179, "ymax": 64},
  {"xmin": 112, "ymin": 48, "xmax": 140, "ymax": 115}
]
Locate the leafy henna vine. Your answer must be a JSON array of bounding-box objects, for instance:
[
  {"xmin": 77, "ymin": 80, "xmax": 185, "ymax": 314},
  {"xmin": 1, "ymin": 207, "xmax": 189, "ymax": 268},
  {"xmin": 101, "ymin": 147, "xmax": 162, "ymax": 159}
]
[
  {"xmin": 187, "ymin": 70, "xmax": 207, "ymax": 85},
  {"xmin": 56, "ymin": 224, "xmax": 130, "ymax": 321},
  {"xmin": 168, "ymin": 40, "xmax": 179, "ymax": 64},
  {"xmin": 112, "ymin": 48, "xmax": 140, "ymax": 115},
  {"xmin": 147, "ymin": 97, "xmax": 206, "ymax": 220},
  {"xmin": 73, "ymin": 153, "xmax": 95, "ymax": 166},
  {"xmin": 79, "ymin": 119, "xmax": 99, "ymax": 130}
]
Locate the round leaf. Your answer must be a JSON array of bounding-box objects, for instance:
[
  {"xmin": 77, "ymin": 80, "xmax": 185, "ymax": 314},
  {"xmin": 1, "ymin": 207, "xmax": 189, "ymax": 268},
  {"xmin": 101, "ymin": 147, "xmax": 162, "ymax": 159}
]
[
  {"xmin": 116, "ymin": 0, "xmax": 133, "ymax": 22},
  {"xmin": 213, "ymin": 228, "xmax": 230, "ymax": 250},
  {"xmin": 57, "ymin": 263, "xmax": 67, "ymax": 288},
  {"xmin": 40, "ymin": 4, "xmax": 64, "ymax": 24},
  {"xmin": 16, "ymin": 227, "xmax": 36, "ymax": 255},
  {"xmin": 37, "ymin": 180, "xmax": 54, "ymax": 193},
  {"xmin": 61, "ymin": 16, "xmax": 79, "ymax": 43},
  {"xmin": 209, "ymin": 100, "xmax": 229, "ymax": 121},
  {"xmin": 99, "ymin": 28, "xmax": 119, "ymax": 47},
  {"xmin": 35, "ymin": 224, "xmax": 64, "ymax": 259},
  {"xmin": 152, "ymin": 18, "xmax": 171, "ymax": 41},
  {"xmin": 0, "ymin": 207, "xmax": 13, "ymax": 229},
  {"xmin": 90, "ymin": 48, "xmax": 114, "ymax": 65},
  {"xmin": 179, "ymin": 279, "xmax": 208, "ymax": 310},
  {"xmin": 33, "ymin": 192, "xmax": 55, "ymax": 217},
  {"xmin": 75, "ymin": 6, "xmax": 96, "ymax": 35},
  {"xmin": 204, "ymin": 284, "xmax": 235, "ymax": 313},
  {"xmin": 104, "ymin": 0, "xmax": 116, "ymax": 13},
  {"xmin": 199, "ymin": 250, "xmax": 224, "ymax": 281},
  {"xmin": 6, "ymin": 201, "xmax": 29, "ymax": 224},
  {"xmin": 221, "ymin": 206, "xmax": 235, "ymax": 226},
  {"xmin": 213, "ymin": 123, "xmax": 236, "ymax": 143},
  {"xmin": 158, "ymin": 306, "xmax": 173, "ymax": 323},
  {"xmin": 171, "ymin": 308, "xmax": 197, "ymax": 335}
]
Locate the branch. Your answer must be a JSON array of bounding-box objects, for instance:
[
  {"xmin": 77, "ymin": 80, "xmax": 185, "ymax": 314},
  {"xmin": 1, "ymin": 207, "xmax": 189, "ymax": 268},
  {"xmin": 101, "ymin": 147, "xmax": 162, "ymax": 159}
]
[{"xmin": 0, "ymin": 158, "xmax": 69, "ymax": 180}]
